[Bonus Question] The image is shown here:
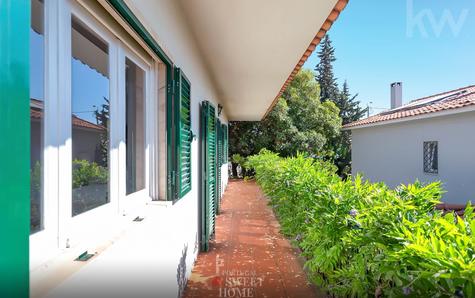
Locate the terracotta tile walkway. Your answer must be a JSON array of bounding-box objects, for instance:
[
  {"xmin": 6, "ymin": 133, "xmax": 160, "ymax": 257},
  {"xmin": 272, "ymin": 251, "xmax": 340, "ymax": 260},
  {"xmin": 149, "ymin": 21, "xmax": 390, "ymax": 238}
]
[{"xmin": 184, "ymin": 180, "xmax": 320, "ymax": 298}]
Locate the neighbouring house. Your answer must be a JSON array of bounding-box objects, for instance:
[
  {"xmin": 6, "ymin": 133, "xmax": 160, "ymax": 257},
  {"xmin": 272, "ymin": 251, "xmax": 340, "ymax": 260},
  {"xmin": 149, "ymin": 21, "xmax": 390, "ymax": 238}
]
[
  {"xmin": 344, "ymin": 83, "xmax": 475, "ymax": 205},
  {"xmin": 31, "ymin": 98, "xmax": 107, "ymax": 168},
  {"xmin": 1, "ymin": 0, "xmax": 347, "ymax": 297},
  {"xmin": 31, "ymin": 99, "xmax": 107, "ymax": 228}
]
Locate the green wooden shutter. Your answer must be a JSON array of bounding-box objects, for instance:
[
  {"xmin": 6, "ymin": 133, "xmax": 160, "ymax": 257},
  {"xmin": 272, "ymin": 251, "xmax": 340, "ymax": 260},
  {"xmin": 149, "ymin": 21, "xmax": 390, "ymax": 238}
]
[
  {"xmin": 207, "ymin": 105, "xmax": 216, "ymax": 232},
  {"xmin": 224, "ymin": 124, "xmax": 228, "ymax": 163},
  {"xmin": 220, "ymin": 123, "xmax": 227, "ymax": 165},
  {"xmin": 200, "ymin": 101, "xmax": 216, "ymax": 251},
  {"xmin": 216, "ymin": 119, "xmax": 223, "ymax": 209},
  {"xmin": 175, "ymin": 68, "xmax": 192, "ymax": 198}
]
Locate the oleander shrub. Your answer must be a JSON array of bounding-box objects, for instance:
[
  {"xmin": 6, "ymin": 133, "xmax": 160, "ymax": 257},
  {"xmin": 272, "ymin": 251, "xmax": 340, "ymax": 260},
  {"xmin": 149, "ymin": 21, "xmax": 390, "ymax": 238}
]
[{"xmin": 247, "ymin": 149, "xmax": 475, "ymax": 297}]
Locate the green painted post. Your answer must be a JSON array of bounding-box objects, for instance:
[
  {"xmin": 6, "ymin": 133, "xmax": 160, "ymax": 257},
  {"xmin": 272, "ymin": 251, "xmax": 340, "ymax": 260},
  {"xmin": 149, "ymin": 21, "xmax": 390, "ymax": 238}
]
[{"xmin": 0, "ymin": 0, "xmax": 30, "ymax": 296}]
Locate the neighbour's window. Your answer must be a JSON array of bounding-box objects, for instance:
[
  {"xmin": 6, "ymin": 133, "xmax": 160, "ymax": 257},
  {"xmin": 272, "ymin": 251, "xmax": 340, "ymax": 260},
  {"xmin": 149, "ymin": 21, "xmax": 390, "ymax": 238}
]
[
  {"xmin": 125, "ymin": 58, "xmax": 146, "ymax": 195},
  {"xmin": 30, "ymin": 0, "xmax": 45, "ymax": 234},
  {"xmin": 71, "ymin": 16, "xmax": 110, "ymax": 216},
  {"xmin": 423, "ymin": 141, "xmax": 438, "ymax": 174}
]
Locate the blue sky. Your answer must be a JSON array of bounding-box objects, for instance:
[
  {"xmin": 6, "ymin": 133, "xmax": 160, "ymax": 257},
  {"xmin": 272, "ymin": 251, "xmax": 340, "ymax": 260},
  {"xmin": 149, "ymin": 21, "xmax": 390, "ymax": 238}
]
[
  {"xmin": 303, "ymin": 0, "xmax": 475, "ymax": 115},
  {"xmin": 31, "ymin": 29, "xmax": 109, "ymax": 124}
]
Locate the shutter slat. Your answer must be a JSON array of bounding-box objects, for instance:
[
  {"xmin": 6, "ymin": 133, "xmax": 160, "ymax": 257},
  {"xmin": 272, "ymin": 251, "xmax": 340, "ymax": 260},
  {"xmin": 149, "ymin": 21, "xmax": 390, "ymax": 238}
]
[
  {"xmin": 177, "ymin": 70, "xmax": 192, "ymax": 198},
  {"xmin": 207, "ymin": 104, "xmax": 216, "ymax": 237}
]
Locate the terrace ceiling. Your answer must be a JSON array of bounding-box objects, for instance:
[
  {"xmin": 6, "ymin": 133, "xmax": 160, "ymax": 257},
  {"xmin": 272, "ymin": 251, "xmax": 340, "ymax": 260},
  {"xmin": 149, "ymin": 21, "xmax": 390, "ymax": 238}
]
[{"xmin": 177, "ymin": 0, "xmax": 344, "ymax": 120}]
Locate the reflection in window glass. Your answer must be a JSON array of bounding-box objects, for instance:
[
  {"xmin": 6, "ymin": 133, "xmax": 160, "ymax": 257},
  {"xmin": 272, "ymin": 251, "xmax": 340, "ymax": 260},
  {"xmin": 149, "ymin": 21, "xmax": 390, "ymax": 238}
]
[
  {"xmin": 30, "ymin": 0, "xmax": 44, "ymax": 234},
  {"xmin": 126, "ymin": 58, "xmax": 146, "ymax": 195},
  {"xmin": 71, "ymin": 17, "xmax": 110, "ymax": 216}
]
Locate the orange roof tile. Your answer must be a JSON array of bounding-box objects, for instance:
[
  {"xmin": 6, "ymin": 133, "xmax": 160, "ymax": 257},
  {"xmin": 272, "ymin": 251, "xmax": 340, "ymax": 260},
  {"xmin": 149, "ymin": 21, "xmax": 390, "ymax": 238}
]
[
  {"xmin": 344, "ymin": 85, "xmax": 475, "ymax": 129},
  {"xmin": 263, "ymin": 0, "xmax": 349, "ymax": 118},
  {"xmin": 31, "ymin": 105, "xmax": 105, "ymax": 131}
]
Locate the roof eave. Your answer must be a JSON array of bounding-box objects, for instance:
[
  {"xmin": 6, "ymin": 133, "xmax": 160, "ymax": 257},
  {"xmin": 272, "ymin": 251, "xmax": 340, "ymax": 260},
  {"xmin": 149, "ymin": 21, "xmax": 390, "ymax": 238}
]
[
  {"xmin": 262, "ymin": 0, "xmax": 349, "ymax": 120},
  {"xmin": 343, "ymin": 105, "xmax": 475, "ymax": 130}
]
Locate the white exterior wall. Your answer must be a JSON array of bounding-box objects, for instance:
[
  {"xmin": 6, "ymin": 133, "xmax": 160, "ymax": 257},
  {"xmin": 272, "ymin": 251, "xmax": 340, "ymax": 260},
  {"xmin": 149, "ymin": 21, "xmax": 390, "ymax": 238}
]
[
  {"xmin": 351, "ymin": 111, "xmax": 475, "ymax": 204},
  {"xmin": 33, "ymin": 1, "xmax": 229, "ymax": 297}
]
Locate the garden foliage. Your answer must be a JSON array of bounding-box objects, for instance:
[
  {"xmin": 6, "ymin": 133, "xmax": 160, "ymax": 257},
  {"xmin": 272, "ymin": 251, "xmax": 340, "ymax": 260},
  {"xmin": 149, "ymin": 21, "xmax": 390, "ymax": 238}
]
[
  {"xmin": 247, "ymin": 150, "xmax": 475, "ymax": 297},
  {"xmin": 72, "ymin": 159, "xmax": 108, "ymax": 188},
  {"xmin": 229, "ymin": 69, "xmax": 341, "ymax": 161}
]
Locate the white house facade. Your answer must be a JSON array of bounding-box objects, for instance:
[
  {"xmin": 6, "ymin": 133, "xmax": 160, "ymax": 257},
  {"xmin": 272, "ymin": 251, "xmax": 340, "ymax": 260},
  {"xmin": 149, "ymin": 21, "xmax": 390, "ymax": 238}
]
[
  {"xmin": 346, "ymin": 85, "xmax": 475, "ymax": 205},
  {"xmin": 0, "ymin": 0, "xmax": 347, "ymax": 297}
]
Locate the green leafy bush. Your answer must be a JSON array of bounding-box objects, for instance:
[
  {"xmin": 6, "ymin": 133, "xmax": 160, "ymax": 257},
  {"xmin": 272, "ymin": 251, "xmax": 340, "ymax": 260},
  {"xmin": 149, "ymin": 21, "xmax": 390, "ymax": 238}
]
[
  {"xmin": 231, "ymin": 153, "xmax": 254, "ymax": 178},
  {"xmin": 231, "ymin": 154, "xmax": 247, "ymax": 168},
  {"xmin": 72, "ymin": 159, "xmax": 108, "ymax": 188},
  {"xmin": 247, "ymin": 149, "xmax": 475, "ymax": 297}
]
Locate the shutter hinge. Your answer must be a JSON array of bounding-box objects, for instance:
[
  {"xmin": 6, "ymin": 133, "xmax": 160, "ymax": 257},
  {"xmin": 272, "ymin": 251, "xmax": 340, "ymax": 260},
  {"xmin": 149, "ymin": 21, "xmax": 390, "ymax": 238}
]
[
  {"xmin": 167, "ymin": 172, "xmax": 172, "ymax": 186},
  {"xmin": 168, "ymin": 81, "xmax": 173, "ymax": 96},
  {"xmin": 171, "ymin": 170, "xmax": 176, "ymax": 185}
]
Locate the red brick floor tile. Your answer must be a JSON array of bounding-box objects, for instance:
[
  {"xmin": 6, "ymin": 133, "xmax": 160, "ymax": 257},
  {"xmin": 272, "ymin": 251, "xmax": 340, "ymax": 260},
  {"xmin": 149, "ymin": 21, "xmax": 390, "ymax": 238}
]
[{"xmin": 183, "ymin": 180, "xmax": 322, "ymax": 298}]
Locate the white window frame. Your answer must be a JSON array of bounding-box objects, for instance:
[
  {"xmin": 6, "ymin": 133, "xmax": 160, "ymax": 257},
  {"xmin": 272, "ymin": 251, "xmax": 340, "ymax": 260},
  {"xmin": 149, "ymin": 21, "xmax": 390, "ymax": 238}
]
[
  {"xmin": 59, "ymin": 0, "xmax": 120, "ymax": 249},
  {"xmin": 118, "ymin": 45, "xmax": 155, "ymax": 212},
  {"xmin": 30, "ymin": 0, "xmax": 159, "ymax": 269},
  {"xmin": 29, "ymin": 0, "xmax": 60, "ymax": 269}
]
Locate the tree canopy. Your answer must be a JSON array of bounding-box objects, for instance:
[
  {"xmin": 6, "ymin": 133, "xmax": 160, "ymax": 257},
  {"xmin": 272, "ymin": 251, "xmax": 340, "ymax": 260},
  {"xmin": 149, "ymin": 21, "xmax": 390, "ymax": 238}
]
[
  {"xmin": 229, "ymin": 69, "xmax": 341, "ymax": 159},
  {"xmin": 315, "ymin": 35, "xmax": 339, "ymax": 103},
  {"xmin": 230, "ymin": 35, "xmax": 367, "ymax": 178}
]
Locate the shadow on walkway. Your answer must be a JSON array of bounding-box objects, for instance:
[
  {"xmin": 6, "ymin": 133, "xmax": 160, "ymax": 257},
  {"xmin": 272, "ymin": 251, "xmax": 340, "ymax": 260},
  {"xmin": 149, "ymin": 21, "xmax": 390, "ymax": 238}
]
[{"xmin": 184, "ymin": 180, "xmax": 320, "ymax": 298}]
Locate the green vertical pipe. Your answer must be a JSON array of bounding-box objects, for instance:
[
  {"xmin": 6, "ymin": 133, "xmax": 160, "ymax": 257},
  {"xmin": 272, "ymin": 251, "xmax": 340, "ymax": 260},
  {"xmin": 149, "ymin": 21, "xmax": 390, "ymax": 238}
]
[{"xmin": 0, "ymin": 0, "xmax": 30, "ymax": 296}]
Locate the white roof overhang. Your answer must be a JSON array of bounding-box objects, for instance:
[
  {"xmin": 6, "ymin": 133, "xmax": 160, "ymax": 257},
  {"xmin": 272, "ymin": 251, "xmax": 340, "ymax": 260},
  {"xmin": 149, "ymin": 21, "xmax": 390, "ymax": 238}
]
[{"xmin": 177, "ymin": 0, "xmax": 347, "ymax": 120}]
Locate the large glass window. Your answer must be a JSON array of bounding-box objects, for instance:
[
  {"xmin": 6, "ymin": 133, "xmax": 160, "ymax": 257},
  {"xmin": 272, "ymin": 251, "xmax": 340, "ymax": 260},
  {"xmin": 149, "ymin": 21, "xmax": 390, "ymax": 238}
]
[
  {"xmin": 125, "ymin": 58, "xmax": 146, "ymax": 195},
  {"xmin": 71, "ymin": 17, "xmax": 110, "ymax": 216},
  {"xmin": 30, "ymin": 0, "xmax": 45, "ymax": 234}
]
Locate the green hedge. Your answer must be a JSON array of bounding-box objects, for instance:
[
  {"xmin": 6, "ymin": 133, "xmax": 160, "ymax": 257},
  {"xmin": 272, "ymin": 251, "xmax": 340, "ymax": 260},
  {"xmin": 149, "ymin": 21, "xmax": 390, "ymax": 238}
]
[{"xmin": 247, "ymin": 150, "xmax": 475, "ymax": 297}]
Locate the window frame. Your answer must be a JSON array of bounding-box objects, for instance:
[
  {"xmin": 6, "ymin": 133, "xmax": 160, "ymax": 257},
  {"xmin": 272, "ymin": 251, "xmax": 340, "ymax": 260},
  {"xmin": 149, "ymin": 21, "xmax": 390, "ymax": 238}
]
[
  {"xmin": 119, "ymin": 44, "xmax": 154, "ymax": 205},
  {"xmin": 60, "ymin": 0, "xmax": 120, "ymax": 248},
  {"xmin": 30, "ymin": 0, "xmax": 160, "ymax": 268},
  {"xmin": 29, "ymin": 0, "xmax": 60, "ymax": 269}
]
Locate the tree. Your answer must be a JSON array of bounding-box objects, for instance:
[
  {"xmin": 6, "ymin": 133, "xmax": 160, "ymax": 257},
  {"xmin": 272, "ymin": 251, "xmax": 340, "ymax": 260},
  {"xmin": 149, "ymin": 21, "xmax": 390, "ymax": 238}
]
[
  {"xmin": 315, "ymin": 35, "xmax": 367, "ymax": 177},
  {"xmin": 315, "ymin": 35, "xmax": 367, "ymax": 124},
  {"xmin": 262, "ymin": 69, "xmax": 341, "ymax": 156},
  {"xmin": 228, "ymin": 121, "xmax": 263, "ymax": 158},
  {"xmin": 94, "ymin": 97, "xmax": 109, "ymax": 167},
  {"xmin": 337, "ymin": 81, "xmax": 367, "ymax": 125},
  {"xmin": 315, "ymin": 35, "xmax": 339, "ymax": 103},
  {"xmin": 228, "ymin": 121, "xmax": 263, "ymax": 176},
  {"xmin": 330, "ymin": 81, "xmax": 368, "ymax": 177},
  {"xmin": 229, "ymin": 69, "xmax": 341, "ymax": 163}
]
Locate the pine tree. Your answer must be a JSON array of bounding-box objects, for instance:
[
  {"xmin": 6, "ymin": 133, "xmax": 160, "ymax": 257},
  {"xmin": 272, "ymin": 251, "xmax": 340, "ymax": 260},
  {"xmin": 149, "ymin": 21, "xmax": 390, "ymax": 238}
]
[
  {"xmin": 315, "ymin": 35, "xmax": 368, "ymax": 177},
  {"xmin": 315, "ymin": 35, "xmax": 339, "ymax": 103},
  {"xmin": 338, "ymin": 81, "xmax": 368, "ymax": 125}
]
